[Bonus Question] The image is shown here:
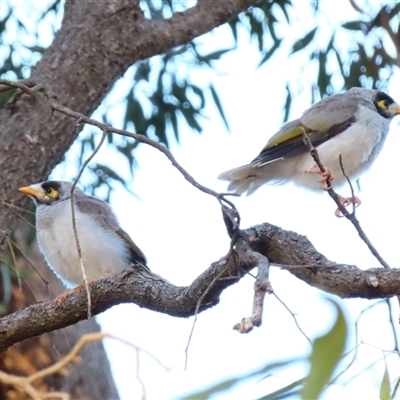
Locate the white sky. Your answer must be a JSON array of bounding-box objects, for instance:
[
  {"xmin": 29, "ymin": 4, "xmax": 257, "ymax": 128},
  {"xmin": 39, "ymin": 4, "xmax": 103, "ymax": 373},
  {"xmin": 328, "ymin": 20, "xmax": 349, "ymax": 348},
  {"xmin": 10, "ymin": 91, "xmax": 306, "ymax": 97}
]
[{"xmin": 10, "ymin": 1, "xmax": 400, "ymax": 399}]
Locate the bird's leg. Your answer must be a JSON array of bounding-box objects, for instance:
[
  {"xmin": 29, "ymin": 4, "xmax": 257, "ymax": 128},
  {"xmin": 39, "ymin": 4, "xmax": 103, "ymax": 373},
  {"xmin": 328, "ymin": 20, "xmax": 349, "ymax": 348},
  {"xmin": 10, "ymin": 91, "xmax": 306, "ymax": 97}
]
[
  {"xmin": 334, "ymin": 195, "xmax": 362, "ymax": 217},
  {"xmin": 305, "ymin": 167, "xmax": 362, "ymax": 216},
  {"xmin": 55, "ymin": 280, "xmax": 96, "ymax": 304},
  {"xmin": 306, "ymin": 167, "xmax": 334, "ymax": 190}
]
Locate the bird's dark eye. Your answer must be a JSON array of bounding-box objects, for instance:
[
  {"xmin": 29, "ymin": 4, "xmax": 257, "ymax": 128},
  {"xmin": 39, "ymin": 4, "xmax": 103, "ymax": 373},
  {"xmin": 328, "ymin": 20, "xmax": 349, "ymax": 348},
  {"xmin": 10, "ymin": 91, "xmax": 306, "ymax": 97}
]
[{"xmin": 43, "ymin": 187, "xmax": 59, "ymax": 198}]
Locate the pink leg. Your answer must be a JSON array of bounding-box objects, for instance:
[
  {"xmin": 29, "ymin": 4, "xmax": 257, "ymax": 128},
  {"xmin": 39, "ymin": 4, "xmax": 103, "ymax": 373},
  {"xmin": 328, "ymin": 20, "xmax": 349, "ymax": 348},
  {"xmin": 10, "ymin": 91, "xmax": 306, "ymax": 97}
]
[
  {"xmin": 55, "ymin": 280, "xmax": 95, "ymax": 304},
  {"xmin": 307, "ymin": 167, "xmax": 334, "ymax": 190},
  {"xmin": 334, "ymin": 195, "xmax": 362, "ymax": 217}
]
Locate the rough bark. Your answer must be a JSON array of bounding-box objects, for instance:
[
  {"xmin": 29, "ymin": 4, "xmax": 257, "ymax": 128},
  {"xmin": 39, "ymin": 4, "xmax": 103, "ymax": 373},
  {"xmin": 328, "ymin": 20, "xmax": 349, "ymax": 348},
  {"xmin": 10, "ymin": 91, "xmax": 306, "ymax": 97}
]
[
  {"xmin": 0, "ymin": 1, "xmax": 256, "ymax": 397},
  {"xmin": 1, "ymin": 222, "xmax": 397, "ymax": 353}
]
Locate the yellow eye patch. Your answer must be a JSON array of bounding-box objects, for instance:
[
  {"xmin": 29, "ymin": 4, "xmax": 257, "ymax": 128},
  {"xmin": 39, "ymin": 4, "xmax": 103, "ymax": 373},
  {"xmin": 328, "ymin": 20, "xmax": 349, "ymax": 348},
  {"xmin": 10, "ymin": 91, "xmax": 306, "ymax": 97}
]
[
  {"xmin": 44, "ymin": 187, "xmax": 59, "ymax": 197},
  {"xmin": 377, "ymin": 99, "xmax": 390, "ymax": 109}
]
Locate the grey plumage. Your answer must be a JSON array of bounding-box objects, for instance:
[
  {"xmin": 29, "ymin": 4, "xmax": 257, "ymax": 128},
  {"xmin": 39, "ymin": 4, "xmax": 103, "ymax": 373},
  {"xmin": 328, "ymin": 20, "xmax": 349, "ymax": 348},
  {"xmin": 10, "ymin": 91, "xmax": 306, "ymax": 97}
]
[
  {"xmin": 219, "ymin": 88, "xmax": 400, "ymax": 195},
  {"xmin": 19, "ymin": 181, "xmax": 148, "ymax": 288}
]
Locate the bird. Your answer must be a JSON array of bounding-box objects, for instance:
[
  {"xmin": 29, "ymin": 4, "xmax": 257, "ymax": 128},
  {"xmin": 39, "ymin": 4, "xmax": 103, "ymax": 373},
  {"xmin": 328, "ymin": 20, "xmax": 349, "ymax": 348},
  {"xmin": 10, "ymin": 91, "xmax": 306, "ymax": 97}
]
[
  {"xmin": 19, "ymin": 180, "xmax": 148, "ymax": 297},
  {"xmin": 219, "ymin": 87, "xmax": 400, "ymax": 215}
]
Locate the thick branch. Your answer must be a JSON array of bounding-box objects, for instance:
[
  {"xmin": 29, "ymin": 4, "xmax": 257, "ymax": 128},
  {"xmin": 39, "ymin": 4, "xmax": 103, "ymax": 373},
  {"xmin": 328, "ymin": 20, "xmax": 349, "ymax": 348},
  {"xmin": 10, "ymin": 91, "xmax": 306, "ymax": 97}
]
[
  {"xmin": 0, "ymin": 239, "xmax": 258, "ymax": 352},
  {"xmin": 1, "ymin": 222, "xmax": 399, "ymax": 352},
  {"xmin": 245, "ymin": 223, "xmax": 399, "ymax": 297}
]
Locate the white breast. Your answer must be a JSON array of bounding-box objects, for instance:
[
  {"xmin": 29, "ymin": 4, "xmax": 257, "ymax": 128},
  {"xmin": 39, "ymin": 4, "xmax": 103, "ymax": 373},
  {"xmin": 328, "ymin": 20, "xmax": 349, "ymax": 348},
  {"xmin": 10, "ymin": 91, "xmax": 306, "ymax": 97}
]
[
  {"xmin": 293, "ymin": 108, "xmax": 390, "ymax": 189},
  {"xmin": 36, "ymin": 201, "xmax": 130, "ymax": 288}
]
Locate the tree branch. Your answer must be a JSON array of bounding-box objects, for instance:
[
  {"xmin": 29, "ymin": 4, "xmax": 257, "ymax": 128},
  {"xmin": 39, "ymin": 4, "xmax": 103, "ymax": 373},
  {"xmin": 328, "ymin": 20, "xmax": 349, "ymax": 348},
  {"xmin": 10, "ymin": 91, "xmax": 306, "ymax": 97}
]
[{"xmin": 1, "ymin": 222, "xmax": 399, "ymax": 352}]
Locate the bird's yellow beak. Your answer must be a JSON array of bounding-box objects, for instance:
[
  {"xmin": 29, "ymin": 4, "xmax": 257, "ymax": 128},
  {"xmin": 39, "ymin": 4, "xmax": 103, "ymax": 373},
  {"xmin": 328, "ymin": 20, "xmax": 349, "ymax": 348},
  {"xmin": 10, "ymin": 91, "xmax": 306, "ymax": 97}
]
[
  {"xmin": 18, "ymin": 185, "xmax": 43, "ymax": 199},
  {"xmin": 389, "ymin": 102, "xmax": 400, "ymax": 115}
]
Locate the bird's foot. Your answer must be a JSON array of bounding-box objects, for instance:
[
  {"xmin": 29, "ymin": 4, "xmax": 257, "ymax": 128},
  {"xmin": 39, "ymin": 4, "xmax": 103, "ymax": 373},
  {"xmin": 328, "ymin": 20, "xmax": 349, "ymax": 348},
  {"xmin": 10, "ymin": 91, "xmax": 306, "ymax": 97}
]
[
  {"xmin": 55, "ymin": 280, "xmax": 95, "ymax": 304},
  {"xmin": 334, "ymin": 195, "xmax": 362, "ymax": 217},
  {"xmin": 307, "ymin": 167, "xmax": 334, "ymax": 190}
]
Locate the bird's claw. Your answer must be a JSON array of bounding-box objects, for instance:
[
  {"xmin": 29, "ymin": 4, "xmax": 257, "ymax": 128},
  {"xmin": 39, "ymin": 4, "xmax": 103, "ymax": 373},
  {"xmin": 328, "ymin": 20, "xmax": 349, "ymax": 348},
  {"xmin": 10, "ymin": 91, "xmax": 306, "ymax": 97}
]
[
  {"xmin": 318, "ymin": 169, "xmax": 334, "ymax": 190},
  {"xmin": 55, "ymin": 280, "xmax": 95, "ymax": 304},
  {"xmin": 55, "ymin": 287, "xmax": 81, "ymax": 304},
  {"xmin": 307, "ymin": 167, "xmax": 334, "ymax": 189},
  {"xmin": 334, "ymin": 195, "xmax": 362, "ymax": 217}
]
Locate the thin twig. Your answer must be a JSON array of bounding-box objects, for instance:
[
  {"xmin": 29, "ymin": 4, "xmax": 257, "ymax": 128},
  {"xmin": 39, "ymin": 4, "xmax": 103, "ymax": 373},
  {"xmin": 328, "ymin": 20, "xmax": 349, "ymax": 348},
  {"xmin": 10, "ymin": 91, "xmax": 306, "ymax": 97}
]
[
  {"xmin": 114, "ymin": 335, "xmax": 170, "ymax": 372},
  {"xmin": 184, "ymin": 265, "xmax": 230, "ymax": 369},
  {"xmin": 273, "ymin": 292, "xmax": 311, "ymax": 345},
  {"xmin": 386, "ymin": 298, "xmax": 400, "ymax": 352},
  {"xmin": 0, "ymin": 199, "xmax": 36, "ymax": 229},
  {"xmin": 0, "ymin": 332, "xmax": 106, "ymax": 400},
  {"xmin": 0, "ymin": 79, "xmax": 236, "ymax": 208},
  {"xmin": 302, "ymin": 130, "xmax": 391, "ymax": 270},
  {"xmin": 69, "ymin": 131, "xmax": 108, "ymax": 320},
  {"xmin": 0, "ymin": 230, "xmax": 49, "ymax": 286},
  {"xmin": 338, "ymin": 156, "xmax": 391, "ymax": 269},
  {"xmin": 339, "ymin": 155, "xmax": 357, "ymax": 214},
  {"xmin": 0, "ymin": 331, "xmax": 169, "ymax": 400}
]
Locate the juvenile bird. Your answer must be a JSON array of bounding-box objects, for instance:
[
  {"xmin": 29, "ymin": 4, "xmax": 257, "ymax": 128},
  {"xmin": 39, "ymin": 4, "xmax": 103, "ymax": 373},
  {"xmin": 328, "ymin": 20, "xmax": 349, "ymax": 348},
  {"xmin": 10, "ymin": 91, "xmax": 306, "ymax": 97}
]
[
  {"xmin": 219, "ymin": 87, "xmax": 400, "ymax": 215},
  {"xmin": 19, "ymin": 181, "xmax": 148, "ymax": 292}
]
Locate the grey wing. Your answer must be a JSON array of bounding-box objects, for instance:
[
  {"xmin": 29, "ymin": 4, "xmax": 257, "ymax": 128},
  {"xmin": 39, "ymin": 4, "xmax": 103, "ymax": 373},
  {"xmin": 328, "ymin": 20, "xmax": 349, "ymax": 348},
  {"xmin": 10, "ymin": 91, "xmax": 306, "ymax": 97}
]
[
  {"xmin": 301, "ymin": 93, "xmax": 359, "ymax": 131},
  {"xmin": 75, "ymin": 196, "xmax": 149, "ymax": 269},
  {"xmin": 252, "ymin": 117, "xmax": 356, "ymax": 166},
  {"xmin": 253, "ymin": 93, "xmax": 359, "ymax": 166}
]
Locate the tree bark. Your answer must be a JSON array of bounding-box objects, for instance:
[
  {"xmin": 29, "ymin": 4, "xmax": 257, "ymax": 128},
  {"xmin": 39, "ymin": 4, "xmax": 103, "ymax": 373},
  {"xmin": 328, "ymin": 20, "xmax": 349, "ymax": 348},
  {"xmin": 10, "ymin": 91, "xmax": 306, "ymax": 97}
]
[
  {"xmin": 0, "ymin": 1, "xmax": 256, "ymax": 397},
  {"xmin": 0, "ymin": 222, "xmax": 397, "ymax": 353}
]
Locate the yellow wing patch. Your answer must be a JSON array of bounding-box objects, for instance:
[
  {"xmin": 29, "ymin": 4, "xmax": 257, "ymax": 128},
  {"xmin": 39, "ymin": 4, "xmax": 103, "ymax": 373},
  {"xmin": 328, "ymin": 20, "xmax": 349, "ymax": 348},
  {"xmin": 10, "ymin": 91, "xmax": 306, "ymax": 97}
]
[{"xmin": 265, "ymin": 124, "xmax": 311, "ymax": 149}]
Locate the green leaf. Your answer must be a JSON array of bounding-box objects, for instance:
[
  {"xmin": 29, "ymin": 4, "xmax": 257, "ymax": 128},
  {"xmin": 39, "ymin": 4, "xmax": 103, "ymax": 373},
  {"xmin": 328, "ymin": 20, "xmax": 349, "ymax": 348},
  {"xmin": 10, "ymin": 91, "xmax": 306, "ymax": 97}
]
[
  {"xmin": 180, "ymin": 106, "xmax": 202, "ymax": 133},
  {"xmin": 210, "ymin": 84, "xmax": 229, "ymax": 131},
  {"xmin": 258, "ymin": 39, "xmax": 282, "ymax": 67},
  {"xmin": 0, "ymin": 89, "xmax": 15, "ymax": 110},
  {"xmin": 342, "ymin": 20, "xmax": 363, "ymax": 31},
  {"xmin": 23, "ymin": 44, "xmax": 47, "ymax": 54},
  {"xmin": 40, "ymin": 0, "xmax": 62, "ymax": 20},
  {"xmin": 390, "ymin": 374, "xmax": 400, "ymax": 399},
  {"xmin": 171, "ymin": 81, "xmax": 187, "ymax": 104},
  {"xmin": 283, "ymin": 84, "xmax": 291, "ymax": 122},
  {"xmin": 301, "ymin": 299, "xmax": 348, "ymax": 400},
  {"xmin": 125, "ymin": 93, "xmax": 147, "ymax": 134},
  {"xmin": 227, "ymin": 18, "xmax": 238, "ymax": 43},
  {"xmin": 249, "ymin": 13, "xmax": 265, "ymax": 51},
  {"xmin": 188, "ymin": 84, "xmax": 205, "ymax": 109},
  {"xmin": 257, "ymin": 377, "xmax": 306, "ymax": 400},
  {"xmin": 380, "ymin": 362, "xmax": 391, "ymax": 400},
  {"xmin": 134, "ymin": 61, "xmax": 151, "ymax": 82},
  {"xmin": 169, "ymin": 109, "xmax": 179, "ymax": 142},
  {"xmin": 290, "ymin": 28, "xmax": 318, "ymax": 54},
  {"xmin": 116, "ymin": 140, "xmax": 139, "ymax": 174},
  {"xmin": 0, "ymin": 11, "xmax": 12, "ymax": 35},
  {"xmin": 387, "ymin": 3, "xmax": 400, "ymax": 18},
  {"xmin": 180, "ymin": 360, "xmax": 298, "ymax": 400},
  {"xmin": 332, "ymin": 46, "xmax": 345, "ymax": 79},
  {"xmin": 275, "ymin": 0, "xmax": 291, "ymax": 23},
  {"xmin": 317, "ymin": 51, "xmax": 328, "ymax": 97},
  {"xmin": 199, "ymin": 48, "xmax": 234, "ymax": 63}
]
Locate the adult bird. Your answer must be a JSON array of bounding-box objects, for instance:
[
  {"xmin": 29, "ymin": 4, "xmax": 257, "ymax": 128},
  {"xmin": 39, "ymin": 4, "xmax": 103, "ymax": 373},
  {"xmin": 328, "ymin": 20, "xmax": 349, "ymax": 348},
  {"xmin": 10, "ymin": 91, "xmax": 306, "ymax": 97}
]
[
  {"xmin": 219, "ymin": 87, "xmax": 400, "ymax": 215},
  {"xmin": 19, "ymin": 181, "xmax": 148, "ymax": 298}
]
